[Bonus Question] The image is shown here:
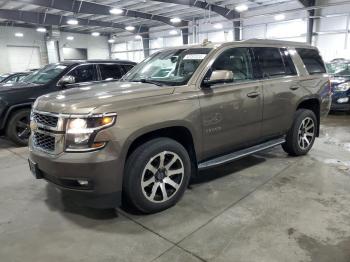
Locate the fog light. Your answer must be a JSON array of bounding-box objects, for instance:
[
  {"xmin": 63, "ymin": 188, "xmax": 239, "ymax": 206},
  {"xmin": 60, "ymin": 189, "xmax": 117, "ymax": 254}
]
[
  {"xmin": 77, "ymin": 180, "xmax": 89, "ymax": 186},
  {"xmin": 337, "ymin": 97, "xmax": 349, "ymax": 103}
]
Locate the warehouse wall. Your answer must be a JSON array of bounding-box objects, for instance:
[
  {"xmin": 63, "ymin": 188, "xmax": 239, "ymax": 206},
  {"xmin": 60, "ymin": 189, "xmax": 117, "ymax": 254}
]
[
  {"xmin": 0, "ymin": 26, "xmax": 48, "ymax": 74},
  {"xmin": 58, "ymin": 32, "xmax": 109, "ymax": 60},
  {"xmin": 0, "ymin": 27, "xmax": 110, "ymax": 74}
]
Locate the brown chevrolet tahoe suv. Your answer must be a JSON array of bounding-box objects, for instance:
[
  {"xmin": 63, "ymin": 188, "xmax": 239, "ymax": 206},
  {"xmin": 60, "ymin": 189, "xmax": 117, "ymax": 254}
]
[{"xmin": 28, "ymin": 40, "xmax": 331, "ymax": 213}]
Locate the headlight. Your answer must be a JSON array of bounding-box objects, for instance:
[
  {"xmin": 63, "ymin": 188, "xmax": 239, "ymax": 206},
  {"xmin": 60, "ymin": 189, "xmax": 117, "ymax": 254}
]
[
  {"xmin": 65, "ymin": 113, "xmax": 116, "ymax": 152},
  {"xmin": 334, "ymin": 82, "xmax": 350, "ymax": 92}
]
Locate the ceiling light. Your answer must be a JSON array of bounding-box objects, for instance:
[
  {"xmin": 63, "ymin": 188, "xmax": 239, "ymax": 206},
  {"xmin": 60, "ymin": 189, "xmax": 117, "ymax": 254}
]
[
  {"xmin": 66, "ymin": 36, "xmax": 74, "ymax": 41},
  {"xmin": 109, "ymin": 8, "xmax": 123, "ymax": 15},
  {"xmin": 235, "ymin": 4, "xmax": 248, "ymax": 12},
  {"xmin": 274, "ymin": 14, "xmax": 285, "ymax": 21},
  {"xmin": 67, "ymin": 18, "xmax": 78, "ymax": 25},
  {"xmin": 36, "ymin": 27, "xmax": 47, "ymax": 33},
  {"xmin": 213, "ymin": 23, "xmax": 223, "ymax": 29},
  {"xmin": 135, "ymin": 34, "xmax": 142, "ymax": 39},
  {"xmin": 125, "ymin": 26, "xmax": 135, "ymax": 31},
  {"xmin": 169, "ymin": 29, "xmax": 178, "ymax": 35},
  {"xmin": 170, "ymin": 17, "xmax": 181, "ymax": 23},
  {"xmin": 91, "ymin": 32, "xmax": 100, "ymax": 37},
  {"xmin": 108, "ymin": 39, "xmax": 115, "ymax": 43},
  {"xmin": 14, "ymin": 32, "xmax": 23, "ymax": 37}
]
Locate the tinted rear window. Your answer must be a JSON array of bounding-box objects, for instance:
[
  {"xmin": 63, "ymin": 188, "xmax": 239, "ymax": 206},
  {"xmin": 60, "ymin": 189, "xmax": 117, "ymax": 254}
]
[
  {"xmin": 296, "ymin": 48, "xmax": 326, "ymax": 75},
  {"xmin": 99, "ymin": 64, "xmax": 124, "ymax": 80},
  {"xmin": 122, "ymin": 64, "xmax": 135, "ymax": 73}
]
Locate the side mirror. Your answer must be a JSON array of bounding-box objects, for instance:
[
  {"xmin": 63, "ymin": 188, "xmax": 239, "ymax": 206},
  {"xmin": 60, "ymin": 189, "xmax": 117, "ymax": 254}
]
[
  {"xmin": 202, "ymin": 70, "xmax": 234, "ymax": 88},
  {"xmin": 58, "ymin": 75, "xmax": 75, "ymax": 87}
]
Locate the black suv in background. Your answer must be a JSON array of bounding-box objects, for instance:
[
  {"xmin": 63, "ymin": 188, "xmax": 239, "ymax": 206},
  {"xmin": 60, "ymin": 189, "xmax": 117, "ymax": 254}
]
[{"xmin": 0, "ymin": 60, "xmax": 136, "ymax": 145}]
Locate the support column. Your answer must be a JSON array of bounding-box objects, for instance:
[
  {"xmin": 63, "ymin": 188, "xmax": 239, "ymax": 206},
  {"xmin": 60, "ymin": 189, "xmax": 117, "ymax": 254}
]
[
  {"xmin": 181, "ymin": 27, "xmax": 189, "ymax": 45},
  {"xmin": 299, "ymin": 0, "xmax": 316, "ymax": 45},
  {"xmin": 142, "ymin": 29, "xmax": 150, "ymax": 58},
  {"xmin": 233, "ymin": 20, "xmax": 241, "ymax": 41}
]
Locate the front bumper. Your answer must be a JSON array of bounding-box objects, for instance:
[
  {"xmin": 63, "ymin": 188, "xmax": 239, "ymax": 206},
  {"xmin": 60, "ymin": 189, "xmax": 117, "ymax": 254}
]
[
  {"xmin": 29, "ymin": 141, "xmax": 124, "ymax": 208},
  {"xmin": 331, "ymin": 92, "xmax": 350, "ymax": 111}
]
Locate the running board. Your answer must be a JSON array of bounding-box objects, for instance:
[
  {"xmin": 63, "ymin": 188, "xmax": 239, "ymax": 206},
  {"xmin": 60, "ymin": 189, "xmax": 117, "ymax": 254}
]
[{"xmin": 198, "ymin": 138, "xmax": 286, "ymax": 170}]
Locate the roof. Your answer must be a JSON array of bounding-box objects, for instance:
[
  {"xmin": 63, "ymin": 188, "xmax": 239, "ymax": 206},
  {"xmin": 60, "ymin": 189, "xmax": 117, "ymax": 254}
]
[{"xmin": 59, "ymin": 59, "xmax": 136, "ymax": 65}]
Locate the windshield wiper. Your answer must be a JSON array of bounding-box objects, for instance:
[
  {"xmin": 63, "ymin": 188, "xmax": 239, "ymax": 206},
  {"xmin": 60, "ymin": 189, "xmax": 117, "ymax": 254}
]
[{"xmin": 139, "ymin": 78, "xmax": 163, "ymax": 86}]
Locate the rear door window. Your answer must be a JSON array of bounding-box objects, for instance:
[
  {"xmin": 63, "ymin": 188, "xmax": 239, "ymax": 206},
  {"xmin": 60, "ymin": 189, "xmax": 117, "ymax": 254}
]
[
  {"xmin": 121, "ymin": 64, "xmax": 135, "ymax": 74},
  {"xmin": 253, "ymin": 47, "xmax": 288, "ymax": 78},
  {"xmin": 99, "ymin": 64, "xmax": 124, "ymax": 80},
  {"xmin": 295, "ymin": 48, "xmax": 326, "ymax": 75}
]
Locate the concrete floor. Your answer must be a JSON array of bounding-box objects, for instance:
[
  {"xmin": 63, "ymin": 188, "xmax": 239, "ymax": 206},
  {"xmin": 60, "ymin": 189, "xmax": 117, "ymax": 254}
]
[{"xmin": 0, "ymin": 113, "xmax": 349, "ymax": 262}]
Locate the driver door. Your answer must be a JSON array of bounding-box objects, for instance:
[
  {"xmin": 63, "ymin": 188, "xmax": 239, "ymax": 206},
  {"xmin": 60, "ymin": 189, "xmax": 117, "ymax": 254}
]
[
  {"xmin": 198, "ymin": 47, "xmax": 263, "ymax": 159},
  {"xmin": 64, "ymin": 64, "xmax": 98, "ymax": 88}
]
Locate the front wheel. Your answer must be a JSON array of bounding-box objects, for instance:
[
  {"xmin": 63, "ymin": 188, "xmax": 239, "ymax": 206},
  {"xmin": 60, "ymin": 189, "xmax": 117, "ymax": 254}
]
[
  {"xmin": 6, "ymin": 109, "xmax": 31, "ymax": 146},
  {"xmin": 123, "ymin": 138, "xmax": 191, "ymax": 214},
  {"xmin": 282, "ymin": 109, "xmax": 317, "ymax": 156}
]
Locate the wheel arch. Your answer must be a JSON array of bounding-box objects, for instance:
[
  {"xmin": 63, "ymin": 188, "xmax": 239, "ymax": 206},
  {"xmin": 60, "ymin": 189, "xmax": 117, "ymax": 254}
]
[
  {"xmin": 0, "ymin": 103, "xmax": 32, "ymax": 130},
  {"xmin": 124, "ymin": 124, "xmax": 199, "ymax": 176},
  {"xmin": 296, "ymin": 97, "xmax": 320, "ymax": 136}
]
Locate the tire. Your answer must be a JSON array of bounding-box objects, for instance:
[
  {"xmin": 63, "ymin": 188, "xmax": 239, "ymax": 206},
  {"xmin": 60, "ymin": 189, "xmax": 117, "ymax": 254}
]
[
  {"xmin": 123, "ymin": 138, "xmax": 191, "ymax": 214},
  {"xmin": 282, "ymin": 109, "xmax": 317, "ymax": 156},
  {"xmin": 6, "ymin": 108, "xmax": 31, "ymax": 146}
]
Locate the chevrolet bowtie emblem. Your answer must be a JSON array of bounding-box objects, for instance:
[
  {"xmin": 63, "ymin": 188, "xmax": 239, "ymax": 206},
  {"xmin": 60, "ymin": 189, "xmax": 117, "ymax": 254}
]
[{"xmin": 30, "ymin": 121, "xmax": 38, "ymax": 131}]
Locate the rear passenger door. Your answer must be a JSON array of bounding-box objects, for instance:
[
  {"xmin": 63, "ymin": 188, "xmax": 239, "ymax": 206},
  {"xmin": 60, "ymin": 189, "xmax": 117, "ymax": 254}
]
[
  {"xmin": 98, "ymin": 64, "xmax": 125, "ymax": 81},
  {"xmin": 253, "ymin": 47, "xmax": 300, "ymax": 139}
]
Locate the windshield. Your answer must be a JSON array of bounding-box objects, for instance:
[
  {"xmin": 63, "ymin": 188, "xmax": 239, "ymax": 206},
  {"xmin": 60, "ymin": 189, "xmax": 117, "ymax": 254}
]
[
  {"xmin": 123, "ymin": 48, "xmax": 212, "ymax": 86},
  {"xmin": 326, "ymin": 62, "xmax": 350, "ymax": 77},
  {"xmin": 22, "ymin": 64, "xmax": 68, "ymax": 84}
]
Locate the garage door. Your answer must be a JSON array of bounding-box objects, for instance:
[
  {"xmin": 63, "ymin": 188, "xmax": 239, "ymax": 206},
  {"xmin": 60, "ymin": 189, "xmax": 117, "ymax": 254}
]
[{"xmin": 7, "ymin": 46, "xmax": 41, "ymax": 72}]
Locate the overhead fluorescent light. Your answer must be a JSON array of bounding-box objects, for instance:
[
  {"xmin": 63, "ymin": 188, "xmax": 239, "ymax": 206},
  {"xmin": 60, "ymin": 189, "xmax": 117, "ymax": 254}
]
[
  {"xmin": 36, "ymin": 27, "xmax": 47, "ymax": 33},
  {"xmin": 170, "ymin": 17, "xmax": 181, "ymax": 23},
  {"xmin": 109, "ymin": 8, "xmax": 123, "ymax": 15},
  {"xmin": 169, "ymin": 29, "xmax": 178, "ymax": 35},
  {"xmin": 213, "ymin": 23, "xmax": 223, "ymax": 29},
  {"xmin": 135, "ymin": 34, "xmax": 142, "ymax": 39},
  {"xmin": 14, "ymin": 32, "xmax": 23, "ymax": 37},
  {"xmin": 108, "ymin": 39, "xmax": 115, "ymax": 43},
  {"xmin": 274, "ymin": 14, "xmax": 285, "ymax": 21},
  {"xmin": 66, "ymin": 36, "xmax": 74, "ymax": 41},
  {"xmin": 125, "ymin": 26, "xmax": 135, "ymax": 31},
  {"xmin": 235, "ymin": 4, "xmax": 248, "ymax": 12},
  {"xmin": 67, "ymin": 18, "xmax": 78, "ymax": 25},
  {"xmin": 91, "ymin": 32, "xmax": 100, "ymax": 37}
]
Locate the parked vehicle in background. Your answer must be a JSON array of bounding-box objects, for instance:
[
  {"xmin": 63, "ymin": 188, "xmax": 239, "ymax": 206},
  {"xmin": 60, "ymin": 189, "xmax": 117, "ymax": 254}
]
[
  {"xmin": 0, "ymin": 72, "xmax": 30, "ymax": 84},
  {"xmin": 326, "ymin": 60, "xmax": 350, "ymax": 112},
  {"xmin": 0, "ymin": 59, "xmax": 136, "ymax": 146},
  {"xmin": 29, "ymin": 40, "xmax": 331, "ymax": 213}
]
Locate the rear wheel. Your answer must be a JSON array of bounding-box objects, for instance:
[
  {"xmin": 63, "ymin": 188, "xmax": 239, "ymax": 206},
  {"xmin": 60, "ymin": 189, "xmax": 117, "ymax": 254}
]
[
  {"xmin": 123, "ymin": 138, "xmax": 191, "ymax": 214},
  {"xmin": 282, "ymin": 109, "xmax": 317, "ymax": 156},
  {"xmin": 6, "ymin": 109, "xmax": 31, "ymax": 146}
]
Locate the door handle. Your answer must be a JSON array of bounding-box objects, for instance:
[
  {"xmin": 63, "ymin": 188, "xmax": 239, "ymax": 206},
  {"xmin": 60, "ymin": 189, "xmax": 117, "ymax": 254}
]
[
  {"xmin": 290, "ymin": 86, "xmax": 299, "ymax": 91},
  {"xmin": 247, "ymin": 92, "xmax": 260, "ymax": 98}
]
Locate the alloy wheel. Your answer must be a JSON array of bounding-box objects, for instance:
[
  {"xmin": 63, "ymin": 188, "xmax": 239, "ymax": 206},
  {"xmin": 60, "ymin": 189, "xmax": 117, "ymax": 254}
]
[
  {"xmin": 141, "ymin": 151, "xmax": 184, "ymax": 203},
  {"xmin": 298, "ymin": 117, "xmax": 315, "ymax": 150},
  {"xmin": 16, "ymin": 115, "xmax": 31, "ymax": 140}
]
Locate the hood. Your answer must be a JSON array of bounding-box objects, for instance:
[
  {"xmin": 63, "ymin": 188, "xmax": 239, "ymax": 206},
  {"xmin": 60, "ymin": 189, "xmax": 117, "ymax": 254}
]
[
  {"xmin": 0, "ymin": 81, "xmax": 40, "ymax": 92},
  {"xmin": 330, "ymin": 76, "xmax": 350, "ymax": 85},
  {"xmin": 34, "ymin": 81, "xmax": 175, "ymax": 114}
]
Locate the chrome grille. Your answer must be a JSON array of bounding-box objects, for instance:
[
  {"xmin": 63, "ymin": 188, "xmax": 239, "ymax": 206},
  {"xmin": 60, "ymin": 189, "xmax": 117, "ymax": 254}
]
[
  {"xmin": 33, "ymin": 132, "xmax": 56, "ymax": 152},
  {"xmin": 33, "ymin": 112, "xmax": 58, "ymax": 128}
]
